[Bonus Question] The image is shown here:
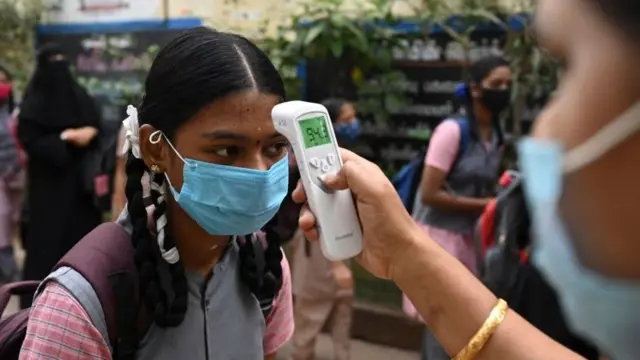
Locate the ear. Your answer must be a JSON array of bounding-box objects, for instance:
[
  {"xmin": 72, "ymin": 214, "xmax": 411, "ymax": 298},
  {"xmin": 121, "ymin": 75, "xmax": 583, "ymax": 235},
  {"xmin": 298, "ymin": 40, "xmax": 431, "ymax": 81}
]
[
  {"xmin": 139, "ymin": 124, "xmax": 169, "ymax": 172},
  {"xmin": 469, "ymin": 83, "xmax": 482, "ymax": 100}
]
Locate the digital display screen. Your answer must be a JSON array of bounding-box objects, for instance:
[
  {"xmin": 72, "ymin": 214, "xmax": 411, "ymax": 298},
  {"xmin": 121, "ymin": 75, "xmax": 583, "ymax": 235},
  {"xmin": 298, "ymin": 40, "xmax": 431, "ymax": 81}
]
[{"xmin": 299, "ymin": 116, "xmax": 332, "ymax": 148}]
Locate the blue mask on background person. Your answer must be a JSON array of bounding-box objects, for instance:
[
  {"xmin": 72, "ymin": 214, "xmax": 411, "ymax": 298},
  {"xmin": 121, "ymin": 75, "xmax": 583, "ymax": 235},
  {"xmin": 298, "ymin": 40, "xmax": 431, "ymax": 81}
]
[
  {"xmin": 518, "ymin": 101, "xmax": 640, "ymax": 360},
  {"xmin": 156, "ymin": 131, "xmax": 289, "ymax": 236},
  {"xmin": 334, "ymin": 119, "xmax": 361, "ymax": 142}
]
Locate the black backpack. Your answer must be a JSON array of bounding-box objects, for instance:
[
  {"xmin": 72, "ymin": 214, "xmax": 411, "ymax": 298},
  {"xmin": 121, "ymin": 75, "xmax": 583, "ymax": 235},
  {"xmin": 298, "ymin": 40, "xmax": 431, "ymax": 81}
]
[{"xmin": 477, "ymin": 173, "xmax": 600, "ymax": 359}]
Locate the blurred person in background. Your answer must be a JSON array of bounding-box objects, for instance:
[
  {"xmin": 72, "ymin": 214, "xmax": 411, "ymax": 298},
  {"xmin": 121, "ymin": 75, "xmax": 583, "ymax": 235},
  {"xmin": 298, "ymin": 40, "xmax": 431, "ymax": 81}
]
[
  {"xmin": 288, "ymin": 98, "xmax": 359, "ymax": 360},
  {"xmin": 296, "ymin": 0, "xmax": 640, "ymax": 358},
  {"xmin": 111, "ymin": 124, "xmax": 127, "ymax": 220},
  {"xmin": 410, "ymin": 56, "xmax": 509, "ymax": 359},
  {"xmin": 323, "ymin": 98, "xmax": 361, "ymax": 145},
  {"xmin": 0, "ymin": 65, "xmax": 23, "ymax": 284},
  {"xmin": 17, "ymin": 44, "xmax": 102, "ymax": 308}
]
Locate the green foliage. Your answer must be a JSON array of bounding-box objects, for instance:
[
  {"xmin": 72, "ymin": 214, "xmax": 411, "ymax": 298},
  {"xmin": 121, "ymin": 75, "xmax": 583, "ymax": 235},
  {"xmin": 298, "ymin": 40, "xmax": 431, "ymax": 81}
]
[
  {"xmin": 413, "ymin": 0, "xmax": 561, "ymax": 134},
  {"xmin": 259, "ymin": 0, "xmax": 411, "ymax": 126},
  {"xmin": 0, "ymin": 0, "xmax": 45, "ymax": 93}
]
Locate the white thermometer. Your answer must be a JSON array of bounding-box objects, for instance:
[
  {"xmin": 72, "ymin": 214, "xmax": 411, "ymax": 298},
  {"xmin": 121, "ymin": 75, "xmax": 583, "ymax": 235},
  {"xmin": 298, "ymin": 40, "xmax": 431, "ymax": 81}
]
[{"xmin": 272, "ymin": 101, "xmax": 363, "ymax": 261}]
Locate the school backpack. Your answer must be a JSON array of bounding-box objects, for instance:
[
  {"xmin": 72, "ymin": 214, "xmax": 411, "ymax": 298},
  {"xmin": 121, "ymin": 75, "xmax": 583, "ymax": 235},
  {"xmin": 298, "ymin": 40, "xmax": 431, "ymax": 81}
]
[
  {"xmin": 392, "ymin": 116, "xmax": 471, "ymax": 212},
  {"xmin": 0, "ymin": 222, "xmax": 275, "ymax": 360},
  {"xmin": 474, "ymin": 171, "xmax": 601, "ymax": 359}
]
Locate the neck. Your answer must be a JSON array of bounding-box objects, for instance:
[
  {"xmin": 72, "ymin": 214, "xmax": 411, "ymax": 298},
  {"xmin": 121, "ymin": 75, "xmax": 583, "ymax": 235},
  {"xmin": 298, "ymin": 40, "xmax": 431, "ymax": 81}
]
[
  {"xmin": 168, "ymin": 202, "xmax": 229, "ymax": 279},
  {"xmin": 472, "ymin": 102, "xmax": 493, "ymax": 128}
]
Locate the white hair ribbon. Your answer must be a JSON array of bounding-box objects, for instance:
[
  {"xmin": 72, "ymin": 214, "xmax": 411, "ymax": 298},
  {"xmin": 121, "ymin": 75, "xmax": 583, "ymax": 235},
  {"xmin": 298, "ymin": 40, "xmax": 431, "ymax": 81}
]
[{"xmin": 122, "ymin": 105, "xmax": 141, "ymax": 159}]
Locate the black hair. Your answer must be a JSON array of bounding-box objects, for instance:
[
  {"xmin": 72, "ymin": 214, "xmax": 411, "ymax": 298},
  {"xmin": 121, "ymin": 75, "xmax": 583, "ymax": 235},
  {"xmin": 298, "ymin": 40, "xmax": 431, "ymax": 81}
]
[
  {"xmin": 590, "ymin": 0, "xmax": 640, "ymax": 43},
  {"xmin": 460, "ymin": 55, "xmax": 509, "ymax": 145},
  {"xmin": 125, "ymin": 27, "xmax": 285, "ymax": 327},
  {"xmin": 468, "ymin": 56, "xmax": 510, "ymax": 85},
  {"xmin": 321, "ymin": 98, "xmax": 347, "ymax": 124}
]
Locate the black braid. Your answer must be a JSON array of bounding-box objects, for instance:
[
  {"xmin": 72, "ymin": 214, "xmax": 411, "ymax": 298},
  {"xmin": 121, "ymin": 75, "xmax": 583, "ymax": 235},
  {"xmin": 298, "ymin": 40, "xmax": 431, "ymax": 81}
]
[
  {"xmin": 148, "ymin": 172, "xmax": 188, "ymax": 326},
  {"xmin": 125, "ymin": 155, "xmax": 187, "ymax": 328}
]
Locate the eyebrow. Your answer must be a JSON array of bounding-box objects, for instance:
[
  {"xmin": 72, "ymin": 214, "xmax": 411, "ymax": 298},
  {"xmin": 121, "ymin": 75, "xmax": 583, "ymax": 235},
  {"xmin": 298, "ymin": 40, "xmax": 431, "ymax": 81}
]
[{"xmin": 201, "ymin": 130, "xmax": 284, "ymax": 140}]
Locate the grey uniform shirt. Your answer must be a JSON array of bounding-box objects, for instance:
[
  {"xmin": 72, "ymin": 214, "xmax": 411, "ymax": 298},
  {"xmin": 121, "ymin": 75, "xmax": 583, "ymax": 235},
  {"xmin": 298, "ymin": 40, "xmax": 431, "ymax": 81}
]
[{"xmin": 38, "ymin": 209, "xmax": 294, "ymax": 359}]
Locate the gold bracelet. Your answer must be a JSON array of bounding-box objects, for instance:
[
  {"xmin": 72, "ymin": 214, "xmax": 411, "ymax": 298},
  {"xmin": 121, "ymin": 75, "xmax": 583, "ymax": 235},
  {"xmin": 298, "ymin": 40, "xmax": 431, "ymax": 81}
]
[{"xmin": 452, "ymin": 298, "xmax": 509, "ymax": 360}]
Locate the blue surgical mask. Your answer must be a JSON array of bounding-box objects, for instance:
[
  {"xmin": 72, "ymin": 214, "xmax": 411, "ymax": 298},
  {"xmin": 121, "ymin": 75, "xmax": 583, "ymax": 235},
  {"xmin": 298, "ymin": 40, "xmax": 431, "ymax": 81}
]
[
  {"xmin": 156, "ymin": 131, "xmax": 289, "ymax": 236},
  {"xmin": 334, "ymin": 119, "xmax": 361, "ymax": 142},
  {"xmin": 518, "ymin": 101, "xmax": 640, "ymax": 360}
]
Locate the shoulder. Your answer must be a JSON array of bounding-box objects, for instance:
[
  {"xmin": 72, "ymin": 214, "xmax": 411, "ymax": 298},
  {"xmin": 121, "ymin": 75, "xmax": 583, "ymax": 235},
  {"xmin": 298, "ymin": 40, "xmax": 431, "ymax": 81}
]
[
  {"xmin": 433, "ymin": 119, "xmax": 463, "ymax": 139},
  {"xmin": 425, "ymin": 119, "xmax": 463, "ymax": 171},
  {"xmin": 21, "ymin": 282, "xmax": 111, "ymax": 359}
]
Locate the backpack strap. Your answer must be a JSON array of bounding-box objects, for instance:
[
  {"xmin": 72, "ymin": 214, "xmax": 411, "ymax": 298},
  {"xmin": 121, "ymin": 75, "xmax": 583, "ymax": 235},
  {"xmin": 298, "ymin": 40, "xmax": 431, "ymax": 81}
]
[
  {"xmin": 37, "ymin": 222, "xmax": 149, "ymax": 358},
  {"xmin": 451, "ymin": 116, "xmax": 471, "ymax": 171},
  {"xmin": 38, "ymin": 267, "xmax": 112, "ymax": 350}
]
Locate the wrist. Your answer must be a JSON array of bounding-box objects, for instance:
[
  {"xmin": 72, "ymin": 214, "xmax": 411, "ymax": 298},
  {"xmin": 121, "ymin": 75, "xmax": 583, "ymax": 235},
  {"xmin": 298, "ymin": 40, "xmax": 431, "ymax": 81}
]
[{"xmin": 389, "ymin": 224, "xmax": 429, "ymax": 283}]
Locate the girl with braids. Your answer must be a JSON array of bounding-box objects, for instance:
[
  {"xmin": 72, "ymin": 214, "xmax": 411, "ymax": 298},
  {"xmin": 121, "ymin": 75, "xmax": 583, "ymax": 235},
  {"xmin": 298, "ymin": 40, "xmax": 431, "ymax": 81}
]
[
  {"xmin": 409, "ymin": 56, "xmax": 510, "ymax": 360},
  {"xmin": 20, "ymin": 27, "xmax": 294, "ymax": 360}
]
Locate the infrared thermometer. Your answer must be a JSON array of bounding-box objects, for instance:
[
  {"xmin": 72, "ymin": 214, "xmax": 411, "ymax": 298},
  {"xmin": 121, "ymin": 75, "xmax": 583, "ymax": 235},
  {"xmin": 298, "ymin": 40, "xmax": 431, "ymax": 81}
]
[{"xmin": 272, "ymin": 101, "xmax": 363, "ymax": 261}]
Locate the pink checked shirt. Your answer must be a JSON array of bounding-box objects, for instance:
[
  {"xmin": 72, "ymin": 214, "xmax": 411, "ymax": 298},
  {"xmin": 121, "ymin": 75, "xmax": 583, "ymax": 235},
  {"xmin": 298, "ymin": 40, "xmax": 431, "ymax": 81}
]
[{"xmin": 19, "ymin": 256, "xmax": 294, "ymax": 359}]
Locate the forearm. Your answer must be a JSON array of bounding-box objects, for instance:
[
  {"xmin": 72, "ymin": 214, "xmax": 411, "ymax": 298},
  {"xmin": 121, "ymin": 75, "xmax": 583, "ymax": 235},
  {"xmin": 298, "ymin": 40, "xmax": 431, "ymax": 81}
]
[
  {"xmin": 111, "ymin": 159, "xmax": 127, "ymax": 221},
  {"xmin": 423, "ymin": 190, "xmax": 489, "ymax": 212},
  {"xmin": 392, "ymin": 230, "xmax": 584, "ymax": 360}
]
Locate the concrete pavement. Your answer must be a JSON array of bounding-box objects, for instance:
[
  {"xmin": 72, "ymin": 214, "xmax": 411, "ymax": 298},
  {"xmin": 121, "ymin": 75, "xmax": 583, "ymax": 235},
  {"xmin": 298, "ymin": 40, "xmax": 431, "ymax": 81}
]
[{"xmin": 277, "ymin": 334, "xmax": 419, "ymax": 360}]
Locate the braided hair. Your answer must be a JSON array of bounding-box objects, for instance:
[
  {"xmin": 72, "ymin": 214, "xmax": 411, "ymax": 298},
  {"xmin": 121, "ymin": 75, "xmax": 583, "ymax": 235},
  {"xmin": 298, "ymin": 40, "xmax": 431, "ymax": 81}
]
[{"xmin": 124, "ymin": 27, "xmax": 286, "ymax": 327}]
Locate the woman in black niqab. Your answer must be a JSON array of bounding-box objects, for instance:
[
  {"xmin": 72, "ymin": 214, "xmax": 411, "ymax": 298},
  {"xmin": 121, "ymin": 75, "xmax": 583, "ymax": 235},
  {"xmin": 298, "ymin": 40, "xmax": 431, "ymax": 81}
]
[{"xmin": 18, "ymin": 44, "xmax": 102, "ymax": 308}]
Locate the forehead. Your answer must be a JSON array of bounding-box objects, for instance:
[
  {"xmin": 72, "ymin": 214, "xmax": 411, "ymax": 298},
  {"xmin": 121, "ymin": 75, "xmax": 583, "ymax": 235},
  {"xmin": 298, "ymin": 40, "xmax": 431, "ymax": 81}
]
[
  {"xmin": 339, "ymin": 103, "xmax": 355, "ymax": 116},
  {"xmin": 177, "ymin": 91, "xmax": 281, "ymax": 138},
  {"xmin": 484, "ymin": 66, "xmax": 511, "ymax": 80}
]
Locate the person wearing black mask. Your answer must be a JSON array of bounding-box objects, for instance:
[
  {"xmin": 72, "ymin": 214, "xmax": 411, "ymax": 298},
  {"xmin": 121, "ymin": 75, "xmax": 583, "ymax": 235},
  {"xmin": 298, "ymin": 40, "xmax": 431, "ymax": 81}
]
[
  {"xmin": 17, "ymin": 44, "xmax": 102, "ymax": 308},
  {"xmin": 407, "ymin": 55, "xmax": 509, "ymax": 360}
]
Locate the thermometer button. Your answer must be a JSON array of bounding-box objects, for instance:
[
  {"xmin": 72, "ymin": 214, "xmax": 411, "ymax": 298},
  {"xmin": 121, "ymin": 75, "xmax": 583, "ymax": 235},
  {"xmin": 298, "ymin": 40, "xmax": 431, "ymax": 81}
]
[
  {"xmin": 320, "ymin": 159, "xmax": 330, "ymax": 173},
  {"xmin": 309, "ymin": 157, "xmax": 320, "ymax": 168},
  {"xmin": 327, "ymin": 153, "xmax": 336, "ymax": 165}
]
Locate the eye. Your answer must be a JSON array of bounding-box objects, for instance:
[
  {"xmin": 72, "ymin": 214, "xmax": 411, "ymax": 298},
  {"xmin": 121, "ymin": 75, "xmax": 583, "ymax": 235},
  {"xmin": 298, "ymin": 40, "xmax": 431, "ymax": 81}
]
[
  {"xmin": 211, "ymin": 146, "xmax": 240, "ymax": 158},
  {"xmin": 265, "ymin": 141, "xmax": 289, "ymax": 157}
]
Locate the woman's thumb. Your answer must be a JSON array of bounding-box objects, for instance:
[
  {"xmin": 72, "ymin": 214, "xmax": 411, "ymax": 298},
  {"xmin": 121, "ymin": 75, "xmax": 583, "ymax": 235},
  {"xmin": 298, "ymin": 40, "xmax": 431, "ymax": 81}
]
[
  {"xmin": 321, "ymin": 170, "xmax": 349, "ymax": 190},
  {"xmin": 321, "ymin": 161, "xmax": 362, "ymax": 192}
]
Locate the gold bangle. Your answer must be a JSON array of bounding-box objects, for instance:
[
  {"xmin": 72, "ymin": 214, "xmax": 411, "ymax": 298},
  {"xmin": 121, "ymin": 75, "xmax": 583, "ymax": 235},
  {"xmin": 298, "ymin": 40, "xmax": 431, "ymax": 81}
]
[{"xmin": 452, "ymin": 298, "xmax": 509, "ymax": 360}]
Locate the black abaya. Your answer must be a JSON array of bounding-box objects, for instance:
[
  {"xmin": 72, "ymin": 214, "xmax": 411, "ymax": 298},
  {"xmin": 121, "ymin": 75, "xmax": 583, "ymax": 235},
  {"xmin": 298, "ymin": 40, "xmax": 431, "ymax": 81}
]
[{"xmin": 17, "ymin": 44, "xmax": 102, "ymax": 308}]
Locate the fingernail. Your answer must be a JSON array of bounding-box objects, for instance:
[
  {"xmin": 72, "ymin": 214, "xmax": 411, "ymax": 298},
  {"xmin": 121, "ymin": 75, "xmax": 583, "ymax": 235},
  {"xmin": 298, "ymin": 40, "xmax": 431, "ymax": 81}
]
[{"xmin": 319, "ymin": 172, "xmax": 337, "ymax": 182}]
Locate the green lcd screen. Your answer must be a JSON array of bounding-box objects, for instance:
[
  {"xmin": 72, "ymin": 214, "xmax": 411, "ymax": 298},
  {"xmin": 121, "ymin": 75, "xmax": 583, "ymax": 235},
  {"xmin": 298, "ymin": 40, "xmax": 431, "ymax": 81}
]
[{"xmin": 299, "ymin": 116, "xmax": 332, "ymax": 148}]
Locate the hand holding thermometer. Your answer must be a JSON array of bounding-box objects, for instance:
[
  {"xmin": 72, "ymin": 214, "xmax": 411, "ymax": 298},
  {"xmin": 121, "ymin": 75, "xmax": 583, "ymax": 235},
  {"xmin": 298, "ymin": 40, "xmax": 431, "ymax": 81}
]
[{"xmin": 272, "ymin": 101, "xmax": 363, "ymax": 261}]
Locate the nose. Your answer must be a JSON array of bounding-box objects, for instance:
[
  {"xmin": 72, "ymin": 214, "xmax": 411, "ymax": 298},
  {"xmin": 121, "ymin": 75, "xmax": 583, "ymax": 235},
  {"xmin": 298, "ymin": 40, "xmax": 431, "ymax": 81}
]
[{"xmin": 239, "ymin": 153, "xmax": 270, "ymax": 171}]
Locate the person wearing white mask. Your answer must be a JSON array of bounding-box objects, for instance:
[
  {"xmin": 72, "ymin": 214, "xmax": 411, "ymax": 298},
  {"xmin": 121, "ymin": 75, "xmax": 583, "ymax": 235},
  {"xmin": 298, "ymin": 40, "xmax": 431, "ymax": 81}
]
[{"xmin": 292, "ymin": 1, "xmax": 640, "ymax": 358}]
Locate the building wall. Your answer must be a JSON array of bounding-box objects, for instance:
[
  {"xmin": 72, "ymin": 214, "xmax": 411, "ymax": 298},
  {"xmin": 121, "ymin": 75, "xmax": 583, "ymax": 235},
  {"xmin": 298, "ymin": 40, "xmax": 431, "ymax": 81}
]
[{"xmin": 41, "ymin": 0, "xmax": 528, "ymax": 37}]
